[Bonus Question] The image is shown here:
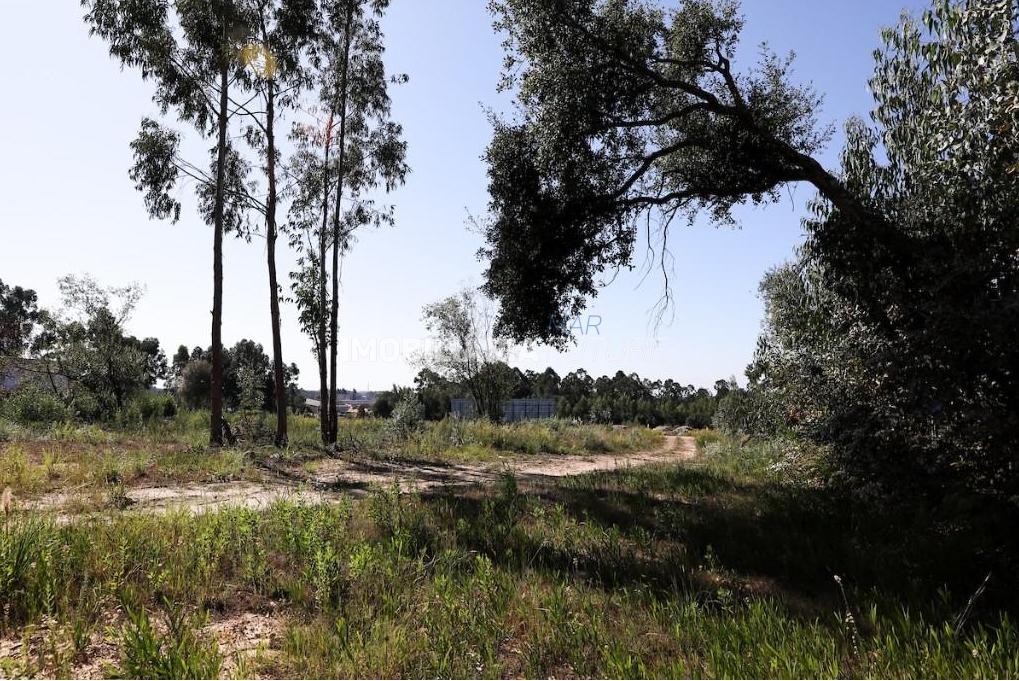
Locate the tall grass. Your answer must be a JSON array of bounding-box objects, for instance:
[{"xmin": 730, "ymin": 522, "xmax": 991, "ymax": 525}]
[
  {"xmin": 399, "ymin": 418, "xmax": 662, "ymax": 461},
  {"xmin": 1, "ymin": 415, "xmax": 663, "ymax": 504},
  {"xmin": 114, "ymin": 602, "xmax": 222, "ymax": 679},
  {"xmin": 0, "ymin": 439, "xmax": 250, "ymax": 498}
]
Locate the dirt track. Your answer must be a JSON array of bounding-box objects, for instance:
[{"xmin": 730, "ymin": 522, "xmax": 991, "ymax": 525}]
[{"xmin": 26, "ymin": 436, "xmax": 695, "ymax": 516}]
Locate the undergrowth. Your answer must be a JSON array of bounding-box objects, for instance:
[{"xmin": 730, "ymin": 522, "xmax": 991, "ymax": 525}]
[{"xmin": 2, "ymin": 433, "xmax": 1018, "ymax": 677}]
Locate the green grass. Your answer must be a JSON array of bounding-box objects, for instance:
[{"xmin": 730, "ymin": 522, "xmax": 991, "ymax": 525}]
[
  {"xmin": 688, "ymin": 427, "xmax": 725, "ymax": 451},
  {"xmin": 0, "ymin": 439, "xmax": 253, "ymax": 499},
  {"xmin": 115, "ymin": 602, "xmax": 222, "ymax": 679},
  {"xmin": 2, "ymin": 431, "xmax": 1017, "ymax": 677},
  {"xmin": 324, "ymin": 417, "xmax": 663, "ymax": 463}
]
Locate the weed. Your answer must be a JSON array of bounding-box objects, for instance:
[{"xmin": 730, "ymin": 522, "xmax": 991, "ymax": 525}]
[
  {"xmin": 112, "ymin": 602, "xmax": 222, "ymax": 679},
  {"xmin": 106, "ymin": 481, "xmax": 132, "ymax": 510}
]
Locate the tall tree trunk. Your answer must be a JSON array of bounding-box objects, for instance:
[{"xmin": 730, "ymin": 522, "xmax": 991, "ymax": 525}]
[
  {"xmin": 328, "ymin": 11, "xmax": 354, "ymax": 445},
  {"xmin": 210, "ymin": 57, "xmax": 230, "ymax": 447},
  {"xmin": 318, "ymin": 113, "xmax": 333, "ymax": 445},
  {"xmin": 265, "ymin": 77, "xmax": 288, "ymax": 447}
]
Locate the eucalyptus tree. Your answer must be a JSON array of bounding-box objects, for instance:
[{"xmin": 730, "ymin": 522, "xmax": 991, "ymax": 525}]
[
  {"xmin": 288, "ymin": 112, "xmax": 335, "ymax": 443},
  {"xmin": 291, "ymin": 0, "xmax": 408, "ymax": 444},
  {"xmin": 420, "ymin": 288, "xmax": 512, "ymax": 421},
  {"xmin": 83, "ymin": 0, "xmax": 256, "ymax": 444},
  {"xmin": 234, "ymin": 0, "xmax": 319, "ymax": 447},
  {"xmin": 480, "ymin": 0, "xmax": 907, "ymax": 348}
]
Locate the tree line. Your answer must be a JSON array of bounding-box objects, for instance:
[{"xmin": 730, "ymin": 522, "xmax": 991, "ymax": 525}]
[{"xmin": 375, "ymin": 366, "xmax": 726, "ymax": 428}]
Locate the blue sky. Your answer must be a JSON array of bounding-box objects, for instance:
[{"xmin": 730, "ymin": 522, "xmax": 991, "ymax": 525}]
[{"xmin": 0, "ymin": 0, "xmax": 925, "ymax": 391}]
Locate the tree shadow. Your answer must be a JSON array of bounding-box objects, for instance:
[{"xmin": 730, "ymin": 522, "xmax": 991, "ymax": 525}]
[{"xmin": 423, "ymin": 465, "xmax": 1019, "ymax": 619}]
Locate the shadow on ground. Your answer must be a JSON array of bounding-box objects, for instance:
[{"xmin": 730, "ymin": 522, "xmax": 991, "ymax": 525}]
[{"xmin": 421, "ymin": 462, "xmax": 1019, "ymax": 620}]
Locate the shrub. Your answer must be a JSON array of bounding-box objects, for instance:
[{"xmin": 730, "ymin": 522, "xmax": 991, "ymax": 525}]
[
  {"xmin": 69, "ymin": 390, "xmax": 104, "ymax": 422},
  {"xmin": 685, "ymin": 412, "xmax": 712, "ymax": 429},
  {"xmin": 179, "ymin": 360, "xmax": 212, "ymax": 409},
  {"xmin": 119, "ymin": 393, "xmax": 178, "ymax": 427},
  {"xmin": 373, "ymin": 392, "xmax": 397, "ymax": 418},
  {"xmin": 387, "ymin": 396, "xmax": 425, "ymax": 438},
  {"xmin": 139, "ymin": 393, "xmax": 177, "ymax": 420},
  {"xmin": 115, "ymin": 603, "xmax": 222, "ymax": 679},
  {"xmin": 713, "ymin": 387, "xmax": 784, "ymax": 437},
  {"xmin": 0, "ymin": 384, "xmax": 69, "ymax": 425},
  {"xmin": 374, "ymin": 386, "xmax": 415, "ymax": 420}
]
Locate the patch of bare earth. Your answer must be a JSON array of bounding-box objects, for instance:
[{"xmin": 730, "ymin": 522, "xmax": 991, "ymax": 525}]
[
  {"xmin": 208, "ymin": 611, "xmax": 285, "ymax": 678},
  {"xmin": 20, "ymin": 436, "xmax": 695, "ymax": 516},
  {"xmin": 0, "ymin": 609, "xmax": 285, "ymax": 680},
  {"xmin": 297, "ymin": 434, "xmax": 692, "ymax": 489},
  {"xmin": 0, "ymin": 616, "xmax": 118, "ymax": 679}
]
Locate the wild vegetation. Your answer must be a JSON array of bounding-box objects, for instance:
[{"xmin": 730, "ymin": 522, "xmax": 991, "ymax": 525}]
[
  {"xmin": 484, "ymin": 0, "xmax": 1019, "ymax": 504},
  {"xmin": 0, "ymin": 412, "xmax": 662, "ymax": 499},
  {"xmin": 2, "ymin": 431, "xmax": 1017, "ymax": 678},
  {"xmin": 1, "ymin": 0, "xmax": 1018, "ymax": 677}
]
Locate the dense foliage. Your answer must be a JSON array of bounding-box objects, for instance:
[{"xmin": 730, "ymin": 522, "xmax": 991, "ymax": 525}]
[
  {"xmin": 0, "ymin": 276, "xmax": 302, "ymax": 428},
  {"xmin": 738, "ymin": 0, "xmax": 1019, "ymax": 504},
  {"xmin": 28, "ymin": 277, "xmax": 168, "ymax": 420},
  {"xmin": 482, "ymin": 0, "xmax": 1019, "ymax": 507},
  {"xmin": 481, "ymin": 0, "xmax": 844, "ymax": 347},
  {"xmin": 0, "ymin": 280, "xmax": 40, "ymax": 358}
]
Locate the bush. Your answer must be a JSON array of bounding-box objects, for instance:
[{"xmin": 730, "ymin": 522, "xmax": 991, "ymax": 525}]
[
  {"xmin": 140, "ymin": 393, "xmax": 177, "ymax": 420},
  {"xmin": 713, "ymin": 387, "xmax": 784, "ymax": 437},
  {"xmin": 685, "ymin": 412, "xmax": 712, "ymax": 429},
  {"xmin": 373, "ymin": 392, "xmax": 397, "ymax": 418},
  {"xmin": 0, "ymin": 384, "xmax": 69, "ymax": 425},
  {"xmin": 387, "ymin": 396, "xmax": 425, "ymax": 438},
  {"xmin": 179, "ymin": 360, "xmax": 212, "ymax": 409},
  {"xmin": 121, "ymin": 393, "xmax": 178, "ymax": 425},
  {"xmin": 374, "ymin": 386, "xmax": 415, "ymax": 419},
  {"xmin": 69, "ymin": 390, "xmax": 104, "ymax": 422}
]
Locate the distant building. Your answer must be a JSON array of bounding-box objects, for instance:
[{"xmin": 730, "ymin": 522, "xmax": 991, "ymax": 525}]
[
  {"xmin": 302, "ymin": 397, "xmax": 372, "ymax": 418},
  {"xmin": 450, "ymin": 397, "xmax": 557, "ymax": 422}
]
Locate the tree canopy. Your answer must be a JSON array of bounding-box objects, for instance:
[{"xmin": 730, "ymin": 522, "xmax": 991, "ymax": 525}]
[
  {"xmin": 479, "ymin": 0, "xmax": 910, "ymax": 347},
  {"xmin": 481, "ymin": 0, "xmax": 1019, "ymax": 503},
  {"xmin": 741, "ymin": 0, "xmax": 1019, "ymax": 501},
  {"xmin": 0, "ymin": 280, "xmax": 40, "ymax": 358}
]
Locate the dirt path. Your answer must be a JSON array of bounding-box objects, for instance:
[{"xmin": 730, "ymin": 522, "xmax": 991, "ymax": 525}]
[{"xmin": 24, "ymin": 436, "xmax": 695, "ymax": 517}]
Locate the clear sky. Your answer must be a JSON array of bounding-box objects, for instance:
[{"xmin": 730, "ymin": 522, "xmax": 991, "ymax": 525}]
[{"xmin": 1, "ymin": 0, "xmax": 925, "ymax": 391}]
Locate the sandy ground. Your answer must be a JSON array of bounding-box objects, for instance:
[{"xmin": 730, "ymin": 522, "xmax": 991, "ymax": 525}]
[{"xmin": 22, "ymin": 436, "xmax": 695, "ymax": 517}]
